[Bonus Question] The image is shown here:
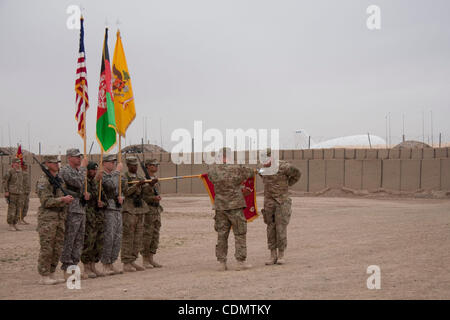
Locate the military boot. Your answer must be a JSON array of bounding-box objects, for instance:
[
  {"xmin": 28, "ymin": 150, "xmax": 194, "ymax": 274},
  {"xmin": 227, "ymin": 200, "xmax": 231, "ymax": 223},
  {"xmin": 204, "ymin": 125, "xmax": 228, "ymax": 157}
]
[
  {"xmin": 131, "ymin": 261, "xmax": 145, "ymax": 271},
  {"xmin": 236, "ymin": 260, "xmax": 252, "ymax": 271},
  {"xmin": 101, "ymin": 263, "xmax": 115, "ymax": 276},
  {"xmin": 50, "ymin": 272, "xmax": 66, "ymax": 284},
  {"xmin": 13, "ymin": 224, "xmax": 21, "ymax": 231},
  {"xmin": 277, "ymin": 250, "xmax": 286, "ymax": 264},
  {"xmin": 265, "ymin": 249, "xmax": 278, "ymax": 265},
  {"xmin": 83, "ymin": 263, "xmax": 97, "ymax": 279},
  {"xmin": 218, "ymin": 261, "xmax": 227, "ymax": 271},
  {"xmin": 8, "ymin": 224, "xmax": 15, "ymax": 231},
  {"xmin": 142, "ymin": 256, "xmax": 154, "ymax": 269},
  {"xmin": 110, "ymin": 263, "xmax": 123, "ymax": 275},
  {"xmin": 148, "ymin": 254, "xmax": 162, "ymax": 268},
  {"xmin": 91, "ymin": 263, "xmax": 105, "ymax": 277},
  {"xmin": 123, "ymin": 263, "xmax": 137, "ymax": 272},
  {"xmin": 21, "ymin": 219, "xmax": 30, "ymax": 225},
  {"xmin": 39, "ymin": 275, "xmax": 58, "ymax": 285}
]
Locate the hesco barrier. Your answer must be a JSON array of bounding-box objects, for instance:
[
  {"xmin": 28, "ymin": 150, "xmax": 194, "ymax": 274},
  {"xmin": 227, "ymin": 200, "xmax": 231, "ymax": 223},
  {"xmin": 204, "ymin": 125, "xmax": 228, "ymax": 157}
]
[{"xmin": 1, "ymin": 148, "xmax": 449, "ymax": 196}]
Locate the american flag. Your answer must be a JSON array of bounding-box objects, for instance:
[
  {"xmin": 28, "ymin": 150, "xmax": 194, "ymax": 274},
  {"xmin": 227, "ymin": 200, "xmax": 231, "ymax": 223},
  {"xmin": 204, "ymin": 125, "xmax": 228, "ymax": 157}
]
[{"xmin": 75, "ymin": 16, "xmax": 89, "ymax": 138}]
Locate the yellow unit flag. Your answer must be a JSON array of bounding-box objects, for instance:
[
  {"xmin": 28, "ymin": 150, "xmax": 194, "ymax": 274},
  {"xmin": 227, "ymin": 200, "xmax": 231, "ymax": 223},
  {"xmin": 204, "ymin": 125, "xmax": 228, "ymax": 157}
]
[{"xmin": 112, "ymin": 30, "xmax": 136, "ymax": 137}]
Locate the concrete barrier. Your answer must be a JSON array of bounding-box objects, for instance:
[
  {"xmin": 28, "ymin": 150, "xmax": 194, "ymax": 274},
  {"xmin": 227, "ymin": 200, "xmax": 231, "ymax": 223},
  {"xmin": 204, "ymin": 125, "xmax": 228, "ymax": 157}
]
[
  {"xmin": 382, "ymin": 160, "xmax": 401, "ymax": 190},
  {"xmin": 362, "ymin": 160, "xmax": 382, "ymax": 191},
  {"xmin": 441, "ymin": 159, "xmax": 450, "ymax": 190},
  {"xmin": 289, "ymin": 160, "xmax": 308, "ymax": 192},
  {"xmin": 325, "ymin": 160, "xmax": 344, "ymax": 188},
  {"xmin": 421, "ymin": 159, "xmax": 441, "ymax": 190},
  {"xmin": 345, "ymin": 160, "xmax": 363, "ymax": 190},
  {"xmin": 400, "ymin": 160, "xmax": 421, "ymax": 191}
]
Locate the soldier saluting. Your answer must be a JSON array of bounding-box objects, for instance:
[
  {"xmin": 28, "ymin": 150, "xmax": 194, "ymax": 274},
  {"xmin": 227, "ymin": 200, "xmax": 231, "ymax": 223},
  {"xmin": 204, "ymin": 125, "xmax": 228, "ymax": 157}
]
[
  {"xmin": 35, "ymin": 155, "xmax": 74, "ymax": 285},
  {"xmin": 258, "ymin": 148, "xmax": 301, "ymax": 265}
]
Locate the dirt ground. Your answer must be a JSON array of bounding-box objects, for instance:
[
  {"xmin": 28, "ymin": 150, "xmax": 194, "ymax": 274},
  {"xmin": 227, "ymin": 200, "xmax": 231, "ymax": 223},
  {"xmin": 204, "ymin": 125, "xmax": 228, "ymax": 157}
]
[{"xmin": 0, "ymin": 195, "xmax": 449, "ymax": 300}]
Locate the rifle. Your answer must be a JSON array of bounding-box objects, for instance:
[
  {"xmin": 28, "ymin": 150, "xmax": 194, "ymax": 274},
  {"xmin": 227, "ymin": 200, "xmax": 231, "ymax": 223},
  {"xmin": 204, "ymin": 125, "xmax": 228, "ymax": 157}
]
[
  {"xmin": 33, "ymin": 156, "xmax": 68, "ymax": 196},
  {"xmin": 135, "ymin": 153, "xmax": 159, "ymax": 197}
]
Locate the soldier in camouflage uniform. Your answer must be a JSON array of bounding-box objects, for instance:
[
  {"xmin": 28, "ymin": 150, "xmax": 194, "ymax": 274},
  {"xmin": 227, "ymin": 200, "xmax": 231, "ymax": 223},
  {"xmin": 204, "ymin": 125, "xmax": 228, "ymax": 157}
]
[
  {"xmin": 121, "ymin": 156, "xmax": 156, "ymax": 272},
  {"xmin": 98, "ymin": 154, "xmax": 124, "ymax": 275},
  {"xmin": 207, "ymin": 147, "xmax": 255, "ymax": 271},
  {"xmin": 36, "ymin": 155, "xmax": 74, "ymax": 285},
  {"xmin": 19, "ymin": 162, "xmax": 31, "ymax": 225},
  {"xmin": 59, "ymin": 148, "xmax": 90, "ymax": 279},
  {"xmin": 258, "ymin": 148, "xmax": 301, "ymax": 265},
  {"xmin": 80, "ymin": 162, "xmax": 107, "ymax": 278},
  {"xmin": 2, "ymin": 158, "xmax": 24, "ymax": 231},
  {"xmin": 141, "ymin": 159, "xmax": 163, "ymax": 268}
]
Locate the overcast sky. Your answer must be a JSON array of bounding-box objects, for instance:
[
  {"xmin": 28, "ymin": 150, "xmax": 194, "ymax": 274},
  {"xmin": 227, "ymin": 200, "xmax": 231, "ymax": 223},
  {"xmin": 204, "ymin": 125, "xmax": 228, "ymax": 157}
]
[{"xmin": 0, "ymin": 0, "xmax": 449, "ymax": 154}]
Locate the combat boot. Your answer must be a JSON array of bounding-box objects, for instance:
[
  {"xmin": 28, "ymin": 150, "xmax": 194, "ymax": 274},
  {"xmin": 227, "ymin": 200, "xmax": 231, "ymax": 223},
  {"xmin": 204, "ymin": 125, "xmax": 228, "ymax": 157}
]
[
  {"xmin": 101, "ymin": 263, "xmax": 115, "ymax": 276},
  {"xmin": 13, "ymin": 224, "xmax": 21, "ymax": 231},
  {"xmin": 91, "ymin": 263, "xmax": 105, "ymax": 277},
  {"xmin": 21, "ymin": 219, "xmax": 29, "ymax": 225},
  {"xmin": 8, "ymin": 224, "xmax": 15, "ymax": 231},
  {"xmin": 110, "ymin": 264, "xmax": 123, "ymax": 275},
  {"xmin": 218, "ymin": 261, "xmax": 227, "ymax": 271},
  {"xmin": 39, "ymin": 275, "xmax": 58, "ymax": 285},
  {"xmin": 148, "ymin": 254, "xmax": 162, "ymax": 268},
  {"xmin": 50, "ymin": 272, "xmax": 66, "ymax": 284},
  {"xmin": 277, "ymin": 250, "xmax": 286, "ymax": 264},
  {"xmin": 236, "ymin": 260, "xmax": 252, "ymax": 271},
  {"xmin": 142, "ymin": 256, "xmax": 154, "ymax": 269},
  {"xmin": 83, "ymin": 263, "xmax": 97, "ymax": 279},
  {"xmin": 123, "ymin": 263, "xmax": 137, "ymax": 272},
  {"xmin": 265, "ymin": 249, "xmax": 278, "ymax": 265},
  {"xmin": 131, "ymin": 261, "xmax": 145, "ymax": 271}
]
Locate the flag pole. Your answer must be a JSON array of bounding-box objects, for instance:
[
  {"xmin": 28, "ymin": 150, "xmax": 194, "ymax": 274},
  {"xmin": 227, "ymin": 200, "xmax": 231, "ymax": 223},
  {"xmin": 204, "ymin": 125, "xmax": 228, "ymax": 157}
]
[
  {"xmin": 98, "ymin": 149, "xmax": 103, "ymax": 202},
  {"xmin": 118, "ymin": 135, "xmax": 122, "ymax": 197},
  {"xmin": 83, "ymin": 79, "xmax": 88, "ymax": 194}
]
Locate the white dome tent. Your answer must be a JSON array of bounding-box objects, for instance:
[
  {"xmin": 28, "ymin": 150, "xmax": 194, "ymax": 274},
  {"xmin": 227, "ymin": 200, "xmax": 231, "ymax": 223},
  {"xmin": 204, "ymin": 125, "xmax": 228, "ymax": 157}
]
[{"xmin": 295, "ymin": 130, "xmax": 386, "ymax": 149}]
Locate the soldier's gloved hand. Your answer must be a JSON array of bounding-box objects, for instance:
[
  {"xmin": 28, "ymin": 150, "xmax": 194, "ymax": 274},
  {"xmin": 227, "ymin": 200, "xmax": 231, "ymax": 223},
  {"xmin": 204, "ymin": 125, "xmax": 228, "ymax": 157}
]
[
  {"xmin": 116, "ymin": 162, "xmax": 123, "ymax": 172},
  {"xmin": 97, "ymin": 200, "xmax": 104, "ymax": 208},
  {"xmin": 137, "ymin": 179, "xmax": 146, "ymax": 186},
  {"xmin": 118, "ymin": 196, "xmax": 124, "ymax": 205},
  {"xmin": 4, "ymin": 192, "xmax": 9, "ymax": 198},
  {"xmin": 96, "ymin": 171, "xmax": 103, "ymax": 181},
  {"xmin": 84, "ymin": 192, "xmax": 91, "ymax": 201},
  {"xmin": 148, "ymin": 178, "xmax": 158, "ymax": 186},
  {"xmin": 61, "ymin": 195, "xmax": 74, "ymax": 204},
  {"xmin": 155, "ymin": 195, "xmax": 161, "ymax": 202}
]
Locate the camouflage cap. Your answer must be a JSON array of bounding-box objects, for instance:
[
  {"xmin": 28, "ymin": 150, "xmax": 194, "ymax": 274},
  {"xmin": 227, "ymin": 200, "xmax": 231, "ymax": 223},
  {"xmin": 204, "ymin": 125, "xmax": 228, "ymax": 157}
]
[
  {"xmin": 145, "ymin": 159, "xmax": 159, "ymax": 166},
  {"xmin": 12, "ymin": 158, "xmax": 21, "ymax": 163},
  {"xmin": 66, "ymin": 148, "xmax": 82, "ymax": 157},
  {"xmin": 219, "ymin": 147, "xmax": 232, "ymax": 157},
  {"xmin": 103, "ymin": 154, "xmax": 117, "ymax": 162},
  {"xmin": 43, "ymin": 155, "xmax": 58, "ymax": 163},
  {"xmin": 266, "ymin": 148, "xmax": 272, "ymax": 156},
  {"xmin": 126, "ymin": 156, "xmax": 138, "ymax": 165},
  {"xmin": 87, "ymin": 161, "xmax": 98, "ymax": 170}
]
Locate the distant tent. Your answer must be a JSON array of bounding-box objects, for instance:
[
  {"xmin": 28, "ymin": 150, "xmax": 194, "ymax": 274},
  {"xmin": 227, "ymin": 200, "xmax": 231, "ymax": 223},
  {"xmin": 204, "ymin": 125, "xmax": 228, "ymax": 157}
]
[{"xmin": 393, "ymin": 141, "xmax": 431, "ymax": 149}]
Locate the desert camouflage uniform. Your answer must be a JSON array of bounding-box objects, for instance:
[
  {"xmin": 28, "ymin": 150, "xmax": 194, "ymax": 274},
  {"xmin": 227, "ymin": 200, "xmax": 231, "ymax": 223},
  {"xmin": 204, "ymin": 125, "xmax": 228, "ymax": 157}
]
[
  {"xmin": 59, "ymin": 165, "xmax": 87, "ymax": 270},
  {"xmin": 121, "ymin": 171, "xmax": 149, "ymax": 264},
  {"xmin": 207, "ymin": 164, "xmax": 254, "ymax": 262},
  {"xmin": 2, "ymin": 167, "xmax": 24, "ymax": 225},
  {"xmin": 100, "ymin": 170, "xmax": 123, "ymax": 265},
  {"xmin": 81, "ymin": 176, "xmax": 106, "ymax": 264},
  {"xmin": 21, "ymin": 169, "xmax": 31, "ymax": 219},
  {"xmin": 36, "ymin": 173, "xmax": 68, "ymax": 276},
  {"xmin": 141, "ymin": 178, "xmax": 163, "ymax": 257},
  {"xmin": 259, "ymin": 160, "xmax": 301, "ymax": 251}
]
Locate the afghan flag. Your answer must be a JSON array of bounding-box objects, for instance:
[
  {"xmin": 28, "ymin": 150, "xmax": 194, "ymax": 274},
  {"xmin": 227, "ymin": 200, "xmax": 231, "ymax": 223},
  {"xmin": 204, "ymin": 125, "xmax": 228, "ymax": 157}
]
[
  {"xmin": 200, "ymin": 174, "xmax": 258, "ymax": 222},
  {"xmin": 112, "ymin": 30, "xmax": 136, "ymax": 137},
  {"xmin": 96, "ymin": 28, "xmax": 117, "ymax": 152},
  {"xmin": 16, "ymin": 145, "xmax": 24, "ymax": 168}
]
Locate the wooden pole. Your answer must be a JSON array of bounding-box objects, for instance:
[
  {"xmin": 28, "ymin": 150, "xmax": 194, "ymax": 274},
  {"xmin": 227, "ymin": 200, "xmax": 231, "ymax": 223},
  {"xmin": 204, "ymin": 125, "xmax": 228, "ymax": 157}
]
[
  {"xmin": 128, "ymin": 174, "xmax": 202, "ymax": 184},
  {"xmin": 98, "ymin": 149, "xmax": 103, "ymax": 202},
  {"xmin": 82, "ymin": 80, "xmax": 88, "ymax": 194},
  {"xmin": 118, "ymin": 135, "xmax": 122, "ymax": 197}
]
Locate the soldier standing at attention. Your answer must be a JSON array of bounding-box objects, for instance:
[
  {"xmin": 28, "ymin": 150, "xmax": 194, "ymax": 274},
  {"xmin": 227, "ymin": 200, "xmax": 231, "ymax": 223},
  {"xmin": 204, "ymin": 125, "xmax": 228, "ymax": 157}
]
[
  {"xmin": 80, "ymin": 162, "xmax": 107, "ymax": 278},
  {"xmin": 20, "ymin": 162, "xmax": 31, "ymax": 225},
  {"xmin": 207, "ymin": 147, "xmax": 255, "ymax": 271},
  {"xmin": 3, "ymin": 158, "xmax": 24, "ymax": 231},
  {"xmin": 98, "ymin": 154, "xmax": 124, "ymax": 275},
  {"xmin": 36, "ymin": 155, "xmax": 74, "ymax": 285},
  {"xmin": 121, "ymin": 156, "xmax": 155, "ymax": 272},
  {"xmin": 141, "ymin": 159, "xmax": 163, "ymax": 269},
  {"xmin": 59, "ymin": 148, "xmax": 90, "ymax": 279},
  {"xmin": 258, "ymin": 148, "xmax": 301, "ymax": 265}
]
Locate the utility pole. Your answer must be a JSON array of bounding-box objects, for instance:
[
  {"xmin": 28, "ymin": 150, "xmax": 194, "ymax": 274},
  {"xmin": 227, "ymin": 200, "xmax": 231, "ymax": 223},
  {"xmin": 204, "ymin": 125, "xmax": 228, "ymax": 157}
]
[
  {"xmin": 402, "ymin": 113, "xmax": 405, "ymax": 142},
  {"xmin": 422, "ymin": 110, "xmax": 425, "ymax": 144},
  {"xmin": 160, "ymin": 117, "xmax": 163, "ymax": 149},
  {"xmin": 430, "ymin": 110, "xmax": 433, "ymax": 147}
]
